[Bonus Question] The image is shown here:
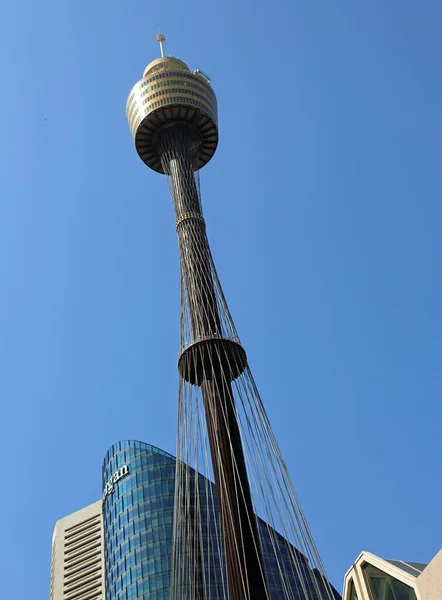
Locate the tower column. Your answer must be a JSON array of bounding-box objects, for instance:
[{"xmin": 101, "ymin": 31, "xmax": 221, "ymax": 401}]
[{"xmin": 157, "ymin": 125, "xmax": 267, "ymax": 600}]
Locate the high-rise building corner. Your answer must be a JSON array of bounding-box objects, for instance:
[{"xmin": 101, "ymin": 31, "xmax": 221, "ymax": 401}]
[{"xmin": 51, "ymin": 501, "xmax": 105, "ymax": 600}]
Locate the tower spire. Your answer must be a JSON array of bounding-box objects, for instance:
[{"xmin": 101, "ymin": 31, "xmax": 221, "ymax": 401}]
[{"xmin": 156, "ymin": 31, "xmax": 166, "ymax": 58}]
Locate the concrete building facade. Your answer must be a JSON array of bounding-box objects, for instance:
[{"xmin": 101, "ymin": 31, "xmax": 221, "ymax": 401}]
[{"xmin": 51, "ymin": 501, "xmax": 105, "ymax": 600}]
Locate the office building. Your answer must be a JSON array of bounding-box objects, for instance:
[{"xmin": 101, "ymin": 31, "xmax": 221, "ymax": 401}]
[{"xmin": 51, "ymin": 501, "xmax": 105, "ymax": 600}]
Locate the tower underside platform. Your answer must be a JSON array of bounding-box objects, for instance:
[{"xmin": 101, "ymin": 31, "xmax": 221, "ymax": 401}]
[
  {"xmin": 178, "ymin": 337, "xmax": 247, "ymax": 385},
  {"xmin": 136, "ymin": 108, "xmax": 218, "ymax": 173}
]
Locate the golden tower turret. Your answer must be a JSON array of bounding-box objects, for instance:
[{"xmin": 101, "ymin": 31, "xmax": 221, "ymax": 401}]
[{"xmin": 126, "ymin": 34, "xmax": 218, "ymax": 173}]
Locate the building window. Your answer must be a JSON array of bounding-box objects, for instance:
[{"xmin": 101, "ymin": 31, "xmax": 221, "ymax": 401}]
[
  {"xmin": 349, "ymin": 579, "xmax": 358, "ymax": 600},
  {"xmin": 363, "ymin": 564, "xmax": 417, "ymax": 600}
]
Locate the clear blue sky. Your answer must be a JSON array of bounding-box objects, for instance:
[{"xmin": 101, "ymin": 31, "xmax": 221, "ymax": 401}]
[{"xmin": 1, "ymin": 0, "xmax": 441, "ymax": 596}]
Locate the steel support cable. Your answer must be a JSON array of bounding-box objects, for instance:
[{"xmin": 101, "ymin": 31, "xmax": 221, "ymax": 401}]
[
  {"xmin": 195, "ymin": 386, "xmax": 227, "ymax": 598},
  {"xmin": 244, "ymin": 370, "xmax": 336, "ymax": 598},
  {"xmin": 180, "ymin": 270, "xmax": 324, "ymax": 596},
  {"xmin": 161, "ymin": 129, "xmax": 266, "ymax": 600},
  {"xmin": 230, "ymin": 373, "xmax": 305, "ymax": 599},
  {"xmin": 178, "ymin": 334, "xmax": 270, "ymax": 598},
  {"xmin": 183, "ymin": 227, "xmax": 304, "ymax": 592},
  {"xmin": 203, "ymin": 344, "xmax": 270, "ymax": 599},
  {"xmin": 181, "ymin": 270, "xmax": 330, "ymax": 596},
  {"xmin": 160, "ymin": 125, "xmax": 336, "ymax": 600},
  {"xmin": 240, "ymin": 371, "xmax": 321, "ymax": 598},
  {"xmin": 177, "ymin": 318, "xmax": 334, "ymax": 596},
  {"xmin": 181, "ymin": 312, "xmax": 264, "ymax": 593},
  {"xmin": 234, "ymin": 370, "xmax": 310, "ymax": 599}
]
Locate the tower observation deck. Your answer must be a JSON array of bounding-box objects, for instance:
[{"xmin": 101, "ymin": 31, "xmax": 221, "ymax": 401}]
[{"xmin": 126, "ymin": 35, "xmax": 337, "ymax": 600}]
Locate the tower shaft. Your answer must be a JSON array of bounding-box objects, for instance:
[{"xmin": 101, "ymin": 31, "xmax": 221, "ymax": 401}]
[{"xmin": 157, "ymin": 126, "xmax": 267, "ymax": 599}]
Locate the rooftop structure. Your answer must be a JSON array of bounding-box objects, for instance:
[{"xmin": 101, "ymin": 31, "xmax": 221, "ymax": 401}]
[{"xmin": 343, "ymin": 550, "xmax": 442, "ymax": 600}]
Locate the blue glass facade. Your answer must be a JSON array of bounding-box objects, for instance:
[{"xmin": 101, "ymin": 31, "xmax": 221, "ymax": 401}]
[
  {"xmin": 103, "ymin": 441, "xmax": 176, "ymax": 600},
  {"xmin": 103, "ymin": 440, "xmax": 340, "ymax": 600}
]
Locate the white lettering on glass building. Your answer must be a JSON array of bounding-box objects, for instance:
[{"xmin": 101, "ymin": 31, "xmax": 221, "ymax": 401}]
[{"xmin": 103, "ymin": 465, "xmax": 129, "ymax": 499}]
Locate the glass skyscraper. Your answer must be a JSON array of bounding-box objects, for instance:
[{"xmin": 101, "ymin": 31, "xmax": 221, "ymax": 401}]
[
  {"xmin": 103, "ymin": 441, "xmax": 176, "ymax": 600},
  {"xmin": 102, "ymin": 440, "xmax": 341, "ymax": 600}
]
